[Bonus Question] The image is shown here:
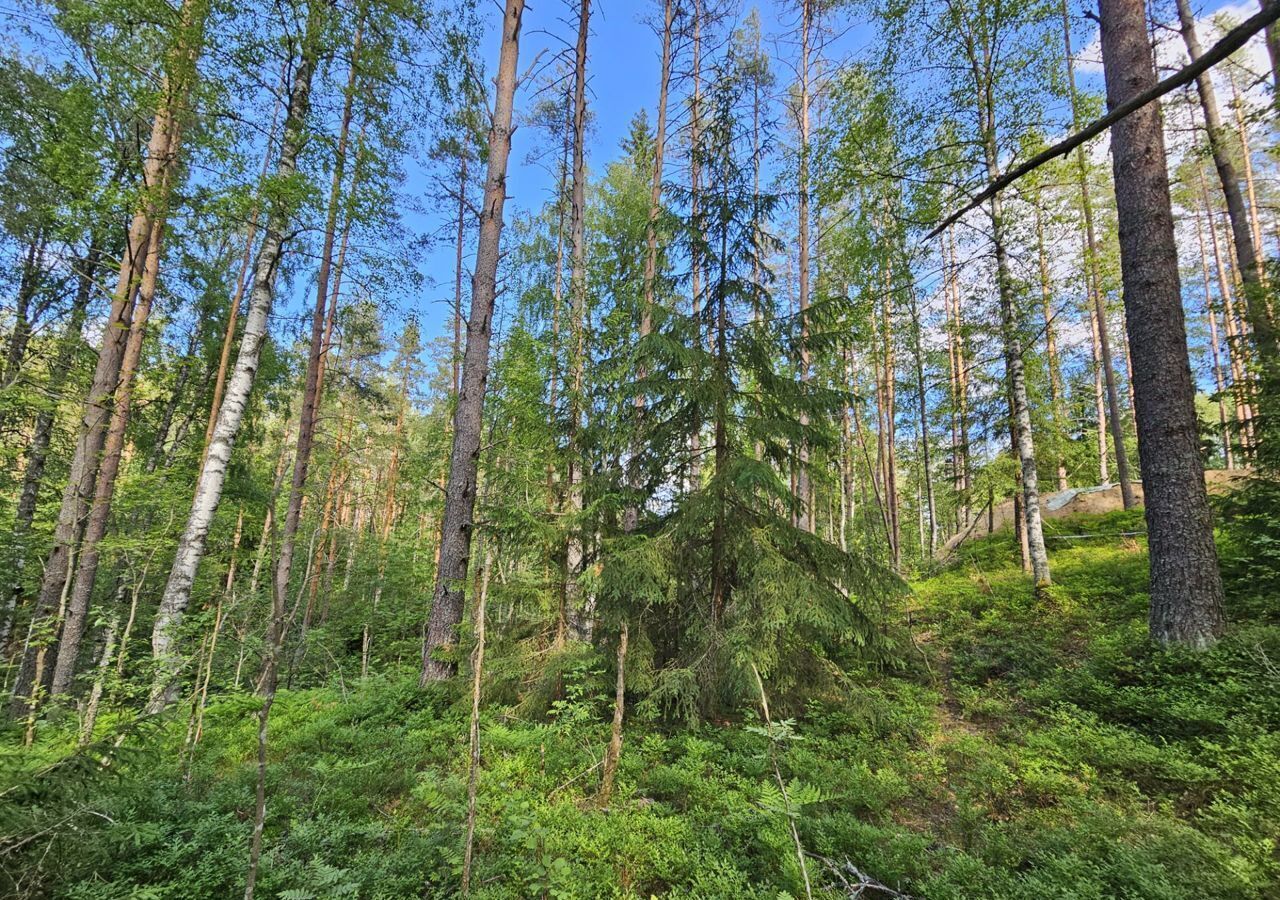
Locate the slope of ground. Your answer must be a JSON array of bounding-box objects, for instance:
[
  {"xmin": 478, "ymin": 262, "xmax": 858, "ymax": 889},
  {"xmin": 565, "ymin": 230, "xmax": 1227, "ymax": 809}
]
[
  {"xmin": 942, "ymin": 470, "xmax": 1248, "ymax": 554},
  {"xmin": 4, "ymin": 510, "xmax": 1278, "ymax": 898}
]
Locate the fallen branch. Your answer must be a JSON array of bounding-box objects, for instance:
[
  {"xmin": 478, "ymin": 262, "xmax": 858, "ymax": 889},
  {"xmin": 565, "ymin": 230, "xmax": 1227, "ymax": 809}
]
[
  {"xmin": 810, "ymin": 852, "xmax": 916, "ymax": 899},
  {"xmin": 924, "ymin": 0, "xmax": 1280, "ymax": 240}
]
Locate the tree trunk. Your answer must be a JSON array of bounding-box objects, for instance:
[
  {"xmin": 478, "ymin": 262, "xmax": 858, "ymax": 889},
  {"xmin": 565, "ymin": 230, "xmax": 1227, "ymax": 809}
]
[
  {"xmin": 1175, "ymin": 0, "xmax": 1275, "ymax": 357},
  {"xmin": 203, "ymin": 63, "xmax": 287, "ymax": 459},
  {"xmin": 150, "ymin": 14, "xmax": 321, "ymax": 712},
  {"xmin": 597, "ymin": 620, "xmax": 628, "ymax": 806},
  {"xmin": 51, "ymin": 209, "xmax": 169, "ymax": 697},
  {"xmin": 1196, "ymin": 212, "xmax": 1235, "ymax": 469},
  {"xmin": 2, "ymin": 244, "xmax": 99, "ymax": 650},
  {"xmin": 688, "ymin": 0, "xmax": 705, "ymax": 495},
  {"xmin": 453, "ymin": 154, "xmax": 467, "ymax": 399},
  {"xmin": 1061, "ymin": 0, "xmax": 1129, "ymax": 492},
  {"xmin": 908, "ymin": 286, "xmax": 937, "ymax": 556},
  {"xmin": 8, "ymin": 0, "xmax": 205, "ymax": 715},
  {"xmin": 272, "ymin": 21, "xmax": 362, "ymax": 670},
  {"xmin": 1098, "ymin": 0, "xmax": 1225, "ymax": 647},
  {"xmin": 1202, "ymin": 168, "xmax": 1257, "ymax": 452},
  {"xmin": 420, "ymin": 0, "xmax": 525, "ymax": 684},
  {"xmin": 628, "ymin": 0, "xmax": 674, "ymax": 533},
  {"xmin": 563, "ymin": 0, "xmax": 591, "ymax": 642},
  {"xmin": 881, "ymin": 265, "xmax": 900, "ymax": 569},
  {"xmin": 990, "ymin": 191, "xmax": 1050, "ymax": 587},
  {"xmin": 795, "ymin": 0, "xmax": 814, "ymax": 533},
  {"xmin": 1, "ymin": 235, "xmax": 46, "ymax": 390},
  {"xmin": 1033, "ymin": 199, "xmax": 1069, "ymax": 492},
  {"xmin": 1227, "ymin": 68, "xmax": 1266, "ymax": 286},
  {"xmin": 970, "ymin": 31, "xmax": 1051, "ymax": 586}
]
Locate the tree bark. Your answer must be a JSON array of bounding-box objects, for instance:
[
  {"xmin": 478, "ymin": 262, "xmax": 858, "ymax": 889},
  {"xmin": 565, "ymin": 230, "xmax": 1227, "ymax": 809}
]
[
  {"xmin": 8, "ymin": 0, "xmax": 205, "ymax": 715},
  {"xmin": 1202, "ymin": 168, "xmax": 1257, "ymax": 452},
  {"xmin": 1196, "ymin": 211, "xmax": 1235, "ymax": 469},
  {"xmin": 563, "ymin": 0, "xmax": 591, "ymax": 642},
  {"xmin": 1099, "ymin": 0, "xmax": 1225, "ymax": 647},
  {"xmin": 2, "ymin": 244, "xmax": 99, "ymax": 650},
  {"xmin": 967, "ymin": 18, "xmax": 1051, "ymax": 586},
  {"xmin": 907, "ymin": 286, "xmax": 937, "ymax": 556},
  {"xmin": 1033, "ymin": 199, "xmax": 1069, "ymax": 492},
  {"xmin": 944, "ymin": 229, "xmax": 970, "ymax": 527},
  {"xmin": 150, "ymin": 12, "xmax": 321, "ymax": 712},
  {"xmin": 272, "ymin": 21, "xmax": 362, "ymax": 663},
  {"xmin": 1061, "ymin": 0, "xmax": 1130, "ymax": 493},
  {"xmin": 420, "ymin": 0, "xmax": 525, "ymax": 683},
  {"xmin": 203, "ymin": 62, "xmax": 288, "ymax": 459},
  {"xmin": 597, "ymin": 620, "xmax": 628, "ymax": 806},
  {"xmin": 880, "ymin": 259, "xmax": 900, "ymax": 568},
  {"xmin": 1176, "ymin": 0, "xmax": 1275, "ymax": 357},
  {"xmin": 51, "ymin": 208, "xmax": 169, "ymax": 697},
  {"xmin": 795, "ymin": 0, "xmax": 814, "ymax": 533},
  {"xmin": 627, "ymin": 0, "xmax": 674, "ymax": 533},
  {"xmin": 1, "ymin": 235, "xmax": 46, "ymax": 390},
  {"xmin": 1227, "ymin": 68, "xmax": 1266, "ymax": 287}
]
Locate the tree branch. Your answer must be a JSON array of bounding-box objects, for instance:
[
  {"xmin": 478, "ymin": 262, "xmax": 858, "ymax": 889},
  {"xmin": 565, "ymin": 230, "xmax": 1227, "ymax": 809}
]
[{"xmin": 924, "ymin": 0, "xmax": 1280, "ymax": 241}]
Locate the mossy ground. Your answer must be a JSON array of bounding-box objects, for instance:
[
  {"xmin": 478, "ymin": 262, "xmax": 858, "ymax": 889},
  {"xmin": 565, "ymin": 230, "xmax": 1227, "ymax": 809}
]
[{"xmin": 5, "ymin": 510, "xmax": 1278, "ymax": 898}]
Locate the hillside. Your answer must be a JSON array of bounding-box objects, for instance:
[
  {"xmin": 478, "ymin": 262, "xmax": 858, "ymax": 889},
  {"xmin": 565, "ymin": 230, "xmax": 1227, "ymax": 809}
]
[{"xmin": 6, "ymin": 511, "xmax": 1277, "ymax": 899}]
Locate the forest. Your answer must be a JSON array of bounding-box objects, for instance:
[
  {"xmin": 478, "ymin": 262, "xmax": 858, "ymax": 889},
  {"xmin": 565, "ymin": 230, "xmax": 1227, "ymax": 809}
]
[{"xmin": 1, "ymin": 0, "xmax": 1279, "ymax": 894}]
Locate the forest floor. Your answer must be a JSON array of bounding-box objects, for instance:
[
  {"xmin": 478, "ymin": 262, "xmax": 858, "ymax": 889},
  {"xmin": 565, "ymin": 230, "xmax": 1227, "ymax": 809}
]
[{"xmin": 5, "ymin": 508, "xmax": 1279, "ymax": 899}]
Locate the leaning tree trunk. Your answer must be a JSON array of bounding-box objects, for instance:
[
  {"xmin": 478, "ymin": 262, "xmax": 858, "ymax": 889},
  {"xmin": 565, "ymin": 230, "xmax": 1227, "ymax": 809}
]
[
  {"xmin": 0, "ymin": 234, "xmax": 46, "ymax": 391},
  {"xmin": 420, "ymin": 0, "xmax": 525, "ymax": 684},
  {"xmin": 149, "ymin": 18, "xmax": 320, "ymax": 713},
  {"xmin": 2, "ymin": 244, "xmax": 99, "ymax": 651},
  {"xmin": 51, "ymin": 208, "xmax": 171, "ymax": 697},
  {"xmin": 204, "ymin": 73, "xmax": 287, "ymax": 459},
  {"xmin": 6, "ymin": 0, "xmax": 202, "ymax": 714},
  {"xmin": 1175, "ymin": 0, "xmax": 1275, "ymax": 358},
  {"xmin": 1099, "ymin": 0, "xmax": 1225, "ymax": 647}
]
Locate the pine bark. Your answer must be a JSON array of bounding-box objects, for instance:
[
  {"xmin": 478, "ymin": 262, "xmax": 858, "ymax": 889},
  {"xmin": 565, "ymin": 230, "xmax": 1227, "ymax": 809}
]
[
  {"xmin": 1098, "ymin": 0, "xmax": 1225, "ymax": 647},
  {"xmin": 51, "ymin": 210, "xmax": 169, "ymax": 696},
  {"xmin": 8, "ymin": 0, "xmax": 205, "ymax": 715},
  {"xmin": 420, "ymin": 0, "xmax": 525, "ymax": 683}
]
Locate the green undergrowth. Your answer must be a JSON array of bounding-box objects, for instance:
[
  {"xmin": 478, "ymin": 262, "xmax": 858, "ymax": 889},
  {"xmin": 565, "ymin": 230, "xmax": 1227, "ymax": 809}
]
[{"xmin": 4, "ymin": 510, "xmax": 1278, "ymax": 898}]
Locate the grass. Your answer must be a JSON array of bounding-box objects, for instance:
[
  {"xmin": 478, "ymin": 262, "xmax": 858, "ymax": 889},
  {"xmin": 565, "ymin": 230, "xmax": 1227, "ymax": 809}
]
[{"xmin": 4, "ymin": 510, "xmax": 1279, "ymax": 898}]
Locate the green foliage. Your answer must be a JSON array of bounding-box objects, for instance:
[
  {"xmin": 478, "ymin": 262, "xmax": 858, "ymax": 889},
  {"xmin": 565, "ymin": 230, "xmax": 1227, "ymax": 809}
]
[{"xmin": 6, "ymin": 515, "xmax": 1274, "ymax": 898}]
